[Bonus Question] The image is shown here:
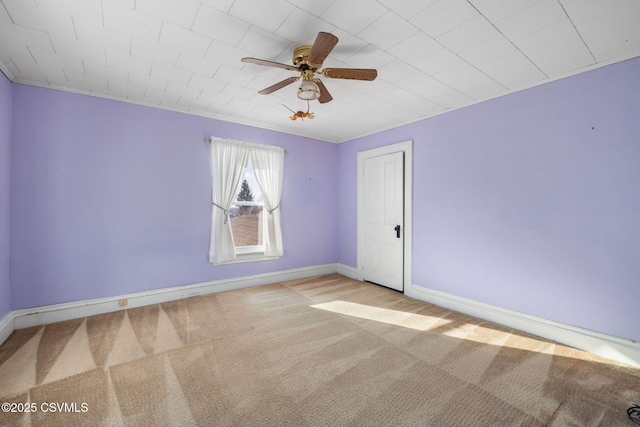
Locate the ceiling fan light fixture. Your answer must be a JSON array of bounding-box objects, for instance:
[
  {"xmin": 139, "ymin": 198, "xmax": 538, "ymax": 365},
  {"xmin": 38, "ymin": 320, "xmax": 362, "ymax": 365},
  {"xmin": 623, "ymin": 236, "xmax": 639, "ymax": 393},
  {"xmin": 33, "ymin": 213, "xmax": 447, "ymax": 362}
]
[
  {"xmin": 297, "ymin": 80, "xmax": 320, "ymax": 100},
  {"xmin": 242, "ymin": 31, "xmax": 376, "ymax": 104}
]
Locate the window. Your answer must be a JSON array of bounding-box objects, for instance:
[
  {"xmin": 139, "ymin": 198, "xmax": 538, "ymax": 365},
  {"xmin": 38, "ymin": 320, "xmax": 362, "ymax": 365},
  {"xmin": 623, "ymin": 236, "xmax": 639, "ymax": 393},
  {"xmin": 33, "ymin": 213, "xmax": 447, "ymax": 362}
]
[
  {"xmin": 229, "ymin": 161, "xmax": 265, "ymax": 254},
  {"xmin": 208, "ymin": 137, "xmax": 284, "ymax": 264}
]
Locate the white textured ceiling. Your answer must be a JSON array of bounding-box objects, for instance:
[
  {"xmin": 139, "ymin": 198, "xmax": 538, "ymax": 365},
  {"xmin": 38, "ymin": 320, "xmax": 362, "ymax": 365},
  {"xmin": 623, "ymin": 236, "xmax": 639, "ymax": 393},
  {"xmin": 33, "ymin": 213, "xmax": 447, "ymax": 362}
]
[{"xmin": 1, "ymin": 0, "xmax": 639, "ymax": 143}]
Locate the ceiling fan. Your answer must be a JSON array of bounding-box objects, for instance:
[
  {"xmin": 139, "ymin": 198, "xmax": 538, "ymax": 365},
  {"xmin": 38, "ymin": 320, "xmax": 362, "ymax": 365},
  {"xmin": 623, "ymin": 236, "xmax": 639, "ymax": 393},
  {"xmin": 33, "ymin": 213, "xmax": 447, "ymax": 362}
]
[{"xmin": 241, "ymin": 32, "xmax": 377, "ymax": 104}]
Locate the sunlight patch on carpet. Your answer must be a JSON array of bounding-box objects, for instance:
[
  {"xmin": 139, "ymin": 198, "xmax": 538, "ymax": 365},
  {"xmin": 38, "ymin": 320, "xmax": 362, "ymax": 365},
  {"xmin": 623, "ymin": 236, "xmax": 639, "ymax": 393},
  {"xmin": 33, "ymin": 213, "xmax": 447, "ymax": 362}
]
[
  {"xmin": 311, "ymin": 300, "xmax": 450, "ymax": 331},
  {"xmin": 312, "ymin": 300, "xmax": 555, "ymax": 353}
]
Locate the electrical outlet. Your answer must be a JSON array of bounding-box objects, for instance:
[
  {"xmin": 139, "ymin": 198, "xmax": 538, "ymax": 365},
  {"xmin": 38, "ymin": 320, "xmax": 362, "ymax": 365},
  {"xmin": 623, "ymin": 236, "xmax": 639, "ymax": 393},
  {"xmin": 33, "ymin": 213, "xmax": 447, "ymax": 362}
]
[{"xmin": 118, "ymin": 299, "xmax": 127, "ymax": 306}]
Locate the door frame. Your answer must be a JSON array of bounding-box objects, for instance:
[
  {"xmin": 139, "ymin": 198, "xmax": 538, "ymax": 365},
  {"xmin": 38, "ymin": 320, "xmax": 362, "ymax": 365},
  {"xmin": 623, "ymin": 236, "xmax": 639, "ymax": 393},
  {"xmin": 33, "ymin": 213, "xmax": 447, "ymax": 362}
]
[{"xmin": 357, "ymin": 140, "xmax": 412, "ymax": 294}]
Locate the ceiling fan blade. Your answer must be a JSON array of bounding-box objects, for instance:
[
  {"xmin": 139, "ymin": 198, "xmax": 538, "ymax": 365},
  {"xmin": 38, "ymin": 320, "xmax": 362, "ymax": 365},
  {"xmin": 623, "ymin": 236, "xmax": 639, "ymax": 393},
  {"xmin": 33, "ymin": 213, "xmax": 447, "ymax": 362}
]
[
  {"xmin": 322, "ymin": 68, "xmax": 377, "ymax": 81},
  {"xmin": 258, "ymin": 77, "xmax": 299, "ymax": 95},
  {"xmin": 242, "ymin": 57, "xmax": 297, "ymax": 71},
  {"xmin": 307, "ymin": 32, "xmax": 339, "ymax": 66},
  {"xmin": 314, "ymin": 79, "xmax": 333, "ymax": 104}
]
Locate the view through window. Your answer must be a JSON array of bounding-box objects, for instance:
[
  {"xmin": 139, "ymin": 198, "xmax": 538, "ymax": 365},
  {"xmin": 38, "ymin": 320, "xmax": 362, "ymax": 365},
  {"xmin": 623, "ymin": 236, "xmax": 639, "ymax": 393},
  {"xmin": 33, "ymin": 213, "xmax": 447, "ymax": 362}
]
[{"xmin": 229, "ymin": 161, "xmax": 265, "ymax": 252}]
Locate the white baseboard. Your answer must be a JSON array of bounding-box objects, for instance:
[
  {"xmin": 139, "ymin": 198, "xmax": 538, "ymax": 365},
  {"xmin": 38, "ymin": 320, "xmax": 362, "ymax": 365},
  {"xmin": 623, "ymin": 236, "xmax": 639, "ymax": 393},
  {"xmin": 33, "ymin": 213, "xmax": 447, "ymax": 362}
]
[
  {"xmin": 0, "ymin": 263, "xmax": 339, "ymax": 341},
  {"xmin": 0, "ymin": 311, "xmax": 14, "ymax": 346},
  {"xmin": 337, "ymin": 263, "xmax": 358, "ymax": 279},
  {"xmin": 7, "ymin": 266, "xmax": 636, "ymax": 369},
  {"xmin": 407, "ymin": 283, "xmax": 640, "ymax": 369}
]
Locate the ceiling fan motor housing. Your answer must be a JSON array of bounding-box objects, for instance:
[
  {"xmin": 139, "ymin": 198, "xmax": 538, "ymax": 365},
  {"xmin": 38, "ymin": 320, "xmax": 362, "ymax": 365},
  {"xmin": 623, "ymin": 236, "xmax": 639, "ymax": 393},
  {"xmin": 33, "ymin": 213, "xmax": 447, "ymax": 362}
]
[{"xmin": 293, "ymin": 45, "xmax": 318, "ymax": 69}]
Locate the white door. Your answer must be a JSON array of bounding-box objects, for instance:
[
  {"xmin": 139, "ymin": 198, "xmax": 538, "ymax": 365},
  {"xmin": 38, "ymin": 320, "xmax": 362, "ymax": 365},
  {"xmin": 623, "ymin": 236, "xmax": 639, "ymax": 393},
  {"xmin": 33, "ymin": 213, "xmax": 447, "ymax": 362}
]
[{"xmin": 362, "ymin": 151, "xmax": 404, "ymax": 291}]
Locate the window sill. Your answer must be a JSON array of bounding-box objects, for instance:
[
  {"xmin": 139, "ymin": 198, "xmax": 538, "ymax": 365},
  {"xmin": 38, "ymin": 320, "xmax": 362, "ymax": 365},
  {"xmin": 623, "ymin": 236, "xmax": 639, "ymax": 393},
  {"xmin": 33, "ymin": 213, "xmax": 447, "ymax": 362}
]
[{"xmin": 214, "ymin": 252, "xmax": 280, "ymax": 265}]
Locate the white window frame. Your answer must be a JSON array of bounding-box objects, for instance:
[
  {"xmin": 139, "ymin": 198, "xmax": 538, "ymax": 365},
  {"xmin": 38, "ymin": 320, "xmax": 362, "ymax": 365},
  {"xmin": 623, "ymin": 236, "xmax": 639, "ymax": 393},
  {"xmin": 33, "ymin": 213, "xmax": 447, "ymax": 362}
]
[
  {"xmin": 230, "ymin": 200, "xmax": 266, "ymax": 255},
  {"xmin": 228, "ymin": 199, "xmax": 279, "ymax": 262},
  {"xmin": 209, "ymin": 137, "xmax": 284, "ymax": 265}
]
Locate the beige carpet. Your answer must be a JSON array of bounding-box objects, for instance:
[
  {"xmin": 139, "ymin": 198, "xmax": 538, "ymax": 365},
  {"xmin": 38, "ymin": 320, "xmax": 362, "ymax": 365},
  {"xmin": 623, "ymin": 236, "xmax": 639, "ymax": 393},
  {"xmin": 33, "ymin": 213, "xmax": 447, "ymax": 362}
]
[{"xmin": 0, "ymin": 274, "xmax": 638, "ymax": 426}]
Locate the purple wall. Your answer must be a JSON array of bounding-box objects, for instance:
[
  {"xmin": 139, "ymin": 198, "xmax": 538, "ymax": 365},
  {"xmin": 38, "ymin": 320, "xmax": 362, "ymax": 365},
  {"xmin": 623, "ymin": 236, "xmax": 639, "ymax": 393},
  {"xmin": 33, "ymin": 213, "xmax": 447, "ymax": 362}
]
[
  {"xmin": 0, "ymin": 73, "xmax": 10, "ymax": 319},
  {"xmin": 339, "ymin": 56, "xmax": 640, "ymax": 342},
  {"xmin": 6, "ymin": 56, "xmax": 640, "ymax": 344},
  {"xmin": 10, "ymin": 85, "xmax": 338, "ymax": 309}
]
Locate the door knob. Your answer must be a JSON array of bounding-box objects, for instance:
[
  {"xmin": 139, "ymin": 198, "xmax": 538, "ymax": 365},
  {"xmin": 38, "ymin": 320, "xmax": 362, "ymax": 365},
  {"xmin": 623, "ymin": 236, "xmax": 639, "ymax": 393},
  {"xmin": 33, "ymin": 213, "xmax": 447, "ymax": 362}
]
[{"xmin": 394, "ymin": 225, "xmax": 401, "ymax": 238}]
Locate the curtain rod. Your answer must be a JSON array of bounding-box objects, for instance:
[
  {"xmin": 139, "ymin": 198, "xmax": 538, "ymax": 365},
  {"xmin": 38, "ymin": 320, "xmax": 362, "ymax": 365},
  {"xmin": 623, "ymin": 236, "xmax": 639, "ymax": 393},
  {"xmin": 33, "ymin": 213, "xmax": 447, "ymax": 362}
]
[{"xmin": 201, "ymin": 137, "xmax": 287, "ymax": 154}]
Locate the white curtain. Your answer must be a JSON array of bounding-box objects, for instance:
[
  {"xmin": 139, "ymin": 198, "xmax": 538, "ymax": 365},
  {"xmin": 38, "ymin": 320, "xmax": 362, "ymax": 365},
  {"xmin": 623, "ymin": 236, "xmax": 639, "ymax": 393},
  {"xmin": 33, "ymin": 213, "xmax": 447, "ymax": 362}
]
[
  {"xmin": 208, "ymin": 137, "xmax": 285, "ymax": 264},
  {"xmin": 208, "ymin": 138, "xmax": 250, "ymax": 264},
  {"xmin": 251, "ymin": 145, "xmax": 285, "ymax": 257}
]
